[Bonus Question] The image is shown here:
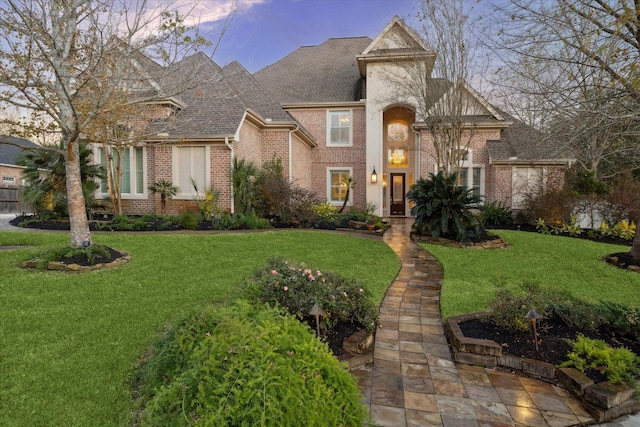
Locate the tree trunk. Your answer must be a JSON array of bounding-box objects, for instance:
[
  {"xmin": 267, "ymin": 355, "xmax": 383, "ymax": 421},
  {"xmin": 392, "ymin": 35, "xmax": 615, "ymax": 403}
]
[
  {"xmin": 631, "ymin": 213, "xmax": 640, "ymax": 260},
  {"xmin": 65, "ymin": 140, "xmax": 92, "ymax": 248}
]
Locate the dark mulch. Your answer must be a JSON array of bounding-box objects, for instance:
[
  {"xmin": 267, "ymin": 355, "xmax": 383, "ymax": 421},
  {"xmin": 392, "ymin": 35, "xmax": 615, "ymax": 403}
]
[
  {"xmin": 459, "ymin": 314, "xmax": 640, "ymax": 383},
  {"xmin": 303, "ymin": 317, "xmax": 364, "ymax": 356},
  {"xmin": 488, "ymin": 224, "xmax": 632, "ymax": 246},
  {"xmin": 56, "ymin": 246, "xmax": 125, "ymax": 266},
  {"xmin": 606, "ymin": 252, "xmax": 640, "ymax": 270}
]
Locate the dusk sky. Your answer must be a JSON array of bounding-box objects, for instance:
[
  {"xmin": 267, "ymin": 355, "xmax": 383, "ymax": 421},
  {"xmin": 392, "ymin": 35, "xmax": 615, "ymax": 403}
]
[{"xmin": 210, "ymin": 0, "xmax": 419, "ymax": 73}]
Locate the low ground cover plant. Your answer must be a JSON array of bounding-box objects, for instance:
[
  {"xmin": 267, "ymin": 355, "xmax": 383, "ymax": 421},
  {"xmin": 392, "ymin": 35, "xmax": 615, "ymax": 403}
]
[
  {"xmin": 240, "ymin": 257, "xmax": 378, "ymax": 331},
  {"xmin": 133, "ymin": 300, "xmax": 366, "ymax": 426},
  {"xmin": 561, "ymin": 335, "xmax": 640, "ymax": 386},
  {"xmin": 535, "ymin": 216, "xmax": 636, "ymax": 241}
]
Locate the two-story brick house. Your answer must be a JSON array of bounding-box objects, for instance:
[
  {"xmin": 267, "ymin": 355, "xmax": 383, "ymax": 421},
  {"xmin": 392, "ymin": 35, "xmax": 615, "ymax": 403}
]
[{"xmin": 108, "ymin": 17, "xmax": 572, "ymax": 217}]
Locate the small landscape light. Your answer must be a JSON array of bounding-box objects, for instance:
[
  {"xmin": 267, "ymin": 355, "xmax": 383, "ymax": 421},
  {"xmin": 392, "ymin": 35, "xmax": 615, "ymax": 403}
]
[
  {"xmin": 309, "ymin": 303, "xmax": 325, "ymax": 337},
  {"xmin": 525, "ymin": 309, "xmax": 541, "ymax": 351},
  {"xmin": 82, "ymin": 240, "xmax": 91, "ymax": 248}
]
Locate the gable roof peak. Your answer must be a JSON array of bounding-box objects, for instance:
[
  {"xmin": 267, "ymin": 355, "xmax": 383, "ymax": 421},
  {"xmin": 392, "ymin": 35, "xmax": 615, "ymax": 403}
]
[{"xmin": 361, "ymin": 16, "xmax": 435, "ymax": 56}]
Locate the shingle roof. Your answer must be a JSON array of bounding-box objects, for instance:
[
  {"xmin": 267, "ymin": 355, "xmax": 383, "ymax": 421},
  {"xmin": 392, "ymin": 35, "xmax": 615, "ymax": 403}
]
[
  {"xmin": 488, "ymin": 110, "xmax": 573, "ymax": 163},
  {"xmin": 0, "ymin": 135, "xmax": 39, "ymax": 165},
  {"xmin": 254, "ymin": 37, "xmax": 372, "ymax": 104},
  {"xmin": 147, "ymin": 54, "xmax": 295, "ymax": 138}
]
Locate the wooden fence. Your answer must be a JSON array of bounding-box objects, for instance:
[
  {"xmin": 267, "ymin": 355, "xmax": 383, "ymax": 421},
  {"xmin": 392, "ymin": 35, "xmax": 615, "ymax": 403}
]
[{"xmin": 0, "ymin": 185, "xmax": 26, "ymax": 213}]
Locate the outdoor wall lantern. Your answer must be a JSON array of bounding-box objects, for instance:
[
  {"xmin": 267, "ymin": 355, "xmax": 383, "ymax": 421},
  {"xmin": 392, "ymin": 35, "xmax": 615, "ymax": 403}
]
[{"xmin": 371, "ymin": 167, "xmax": 378, "ymax": 184}]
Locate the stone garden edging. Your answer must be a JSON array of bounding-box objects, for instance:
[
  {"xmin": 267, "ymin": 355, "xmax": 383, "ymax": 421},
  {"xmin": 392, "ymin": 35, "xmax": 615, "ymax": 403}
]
[
  {"xmin": 445, "ymin": 312, "xmax": 640, "ymax": 423},
  {"xmin": 21, "ymin": 252, "xmax": 131, "ymax": 272},
  {"xmin": 411, "ymin": 235, "xmax": 509, "ymax": 249}
]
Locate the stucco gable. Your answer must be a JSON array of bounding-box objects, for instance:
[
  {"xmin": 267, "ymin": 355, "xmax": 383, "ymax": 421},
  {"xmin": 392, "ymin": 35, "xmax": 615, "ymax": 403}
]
[{"xmin": 361, "ymin": 16, "xmax": 435, "ymax": 56}]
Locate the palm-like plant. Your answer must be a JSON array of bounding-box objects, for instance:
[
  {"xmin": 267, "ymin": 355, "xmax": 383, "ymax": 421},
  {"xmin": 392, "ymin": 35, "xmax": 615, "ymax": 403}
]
[
  {"xmin": 232, "ymin": 157, "xmax": 258, "ymax": 215},
  {"xmin": 338, "ymin": 175, "xmax": 355, "ymax": 213},
  {"xmin": 407, "ymin": 170, "xmax": 483, "ymax": 243},
  {"xmin": 148, "ymin": 179, "xmax": 178, "ymax": 214},
  {"xmin": 17, "ymin": 141, "xmax": 102, "ymax": 218}
]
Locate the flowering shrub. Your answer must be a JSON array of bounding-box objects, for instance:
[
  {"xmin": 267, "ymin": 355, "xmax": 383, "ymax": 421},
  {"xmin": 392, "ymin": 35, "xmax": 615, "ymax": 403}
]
[{"xmin": 241, "ymin": 257, "xmax": 378, "ymax": 331}]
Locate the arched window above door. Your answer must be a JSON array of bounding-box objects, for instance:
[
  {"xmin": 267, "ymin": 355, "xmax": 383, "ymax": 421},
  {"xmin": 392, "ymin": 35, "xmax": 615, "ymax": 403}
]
[{"xmin": 387, "ymin": 120, "xmax": 409, "ymax": 142}]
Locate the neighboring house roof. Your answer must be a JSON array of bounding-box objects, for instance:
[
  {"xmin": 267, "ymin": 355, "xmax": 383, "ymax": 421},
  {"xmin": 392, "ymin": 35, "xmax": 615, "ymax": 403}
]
[
  {"xmin": 0, "ymin": 135, "xmax": 39, "ymax": 166},
  {"xmin": 488, "ymin": 111, "xmax": 573, "ymax": 164},
  {"xmin": 254, "ymin": 37, "xmax": 372, "ymax": 104}
]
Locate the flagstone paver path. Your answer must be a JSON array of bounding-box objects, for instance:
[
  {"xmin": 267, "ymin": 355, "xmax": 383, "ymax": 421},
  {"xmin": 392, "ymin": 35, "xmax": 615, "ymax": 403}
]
[{"xmin": 352, "ymin": 218, "xmax": 594, "ymax": 427}]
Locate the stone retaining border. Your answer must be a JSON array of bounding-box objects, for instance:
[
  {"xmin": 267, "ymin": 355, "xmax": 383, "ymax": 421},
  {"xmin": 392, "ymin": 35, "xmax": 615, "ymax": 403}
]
[
  {"xmin": 411, "ymin": 234, "xmax": 509, "ymax": 249},
  {"xmin": 445, "ymin": 312, "xmax": 640, "ymax": 423},
  {"xmin": 21, "ymin": 252, "xmax": 130, "ymax": 272}
]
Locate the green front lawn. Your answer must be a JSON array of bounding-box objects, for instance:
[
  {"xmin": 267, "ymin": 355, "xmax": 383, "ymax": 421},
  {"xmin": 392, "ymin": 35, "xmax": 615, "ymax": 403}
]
[
  {"xmin": 0, "ymin": 230, "xmax": 400, "ymax": 427},
  {"xmin": 421, "ymin": 230, "xmax": 640, "ymax": 319}
]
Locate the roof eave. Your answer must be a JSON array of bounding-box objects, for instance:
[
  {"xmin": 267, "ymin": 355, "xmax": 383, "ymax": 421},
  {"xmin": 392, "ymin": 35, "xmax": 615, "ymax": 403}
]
[
  {"xmin": 242, "ymin": 109, "xmax": 317, "ymax": 148},
  {"xmin": 281, "ymin": 101, "xmax": 366, "ymax": 109},
  {"xmin": 491, "ymin": 158, "xmax": 573, "ymax": 166},
  {"xmin": 356, "ymin": 52, "xmax": 435, "ymax": 76},
  {"xmin": 413, "ymin": 121, "xmax": 513, "ymax": 130}
]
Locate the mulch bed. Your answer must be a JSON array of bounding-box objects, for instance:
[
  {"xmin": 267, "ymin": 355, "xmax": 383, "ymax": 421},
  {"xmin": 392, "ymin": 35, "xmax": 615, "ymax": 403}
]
[
  {"xmin": 56, "ymin": 246, "xmax": 126, "ymax": 266},
  {"xmin": 459, "ymin": 314, "xmax": 640, "ymax": 383},
  {"xmin": 303, "ymin": 317, "xmax": 364, "ymax": 356}
]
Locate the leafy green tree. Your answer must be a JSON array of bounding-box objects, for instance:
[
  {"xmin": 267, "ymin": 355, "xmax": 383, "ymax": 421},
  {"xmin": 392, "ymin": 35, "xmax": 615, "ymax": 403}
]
[
  {"xmin": 407, "ymin": 170, "xmax": 483, "ymax": 243},
  {"xmin": 0, "ymin": 0, "xmax": 231, "ymax": 247},
  {"xmin": 17, "ymin": 142, "xmax": 102, "ymax": 219}
]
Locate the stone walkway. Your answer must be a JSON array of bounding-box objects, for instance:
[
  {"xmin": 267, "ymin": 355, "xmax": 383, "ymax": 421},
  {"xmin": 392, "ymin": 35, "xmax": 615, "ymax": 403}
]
[{"xmin": 352, "ymin": 218, "xmax": 594, "ymax": 427}]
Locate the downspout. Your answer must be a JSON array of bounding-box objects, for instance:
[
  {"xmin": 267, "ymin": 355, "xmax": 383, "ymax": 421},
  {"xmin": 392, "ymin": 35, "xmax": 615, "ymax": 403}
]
[
  {"xmin": 288, "ymin": 125, "xmax": 298, "ymax": 183},
  {"xmin": 414, "ymin": 128, "xmax": 421, "ymax": 180},
  {"xmin": 225, "ymin": 136, "xmax": 234, "ymax": 214},
  {"xmin": 412, "ymin": 128, "xmax": 421, "ymax": 219}
]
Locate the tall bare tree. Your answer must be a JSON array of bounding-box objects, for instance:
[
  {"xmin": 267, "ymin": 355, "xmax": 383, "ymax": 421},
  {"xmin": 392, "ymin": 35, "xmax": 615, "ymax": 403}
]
[
  {"xmin": 491, "ymin": 0, "xmax": 640, "ymax": 257},
  {"xmin": 0, "ymin": 0, "xmax": 233, "ymax": 247},
  {"xmin": 383, "ymin": 0, "xmax": 485, "ymax": 175}
]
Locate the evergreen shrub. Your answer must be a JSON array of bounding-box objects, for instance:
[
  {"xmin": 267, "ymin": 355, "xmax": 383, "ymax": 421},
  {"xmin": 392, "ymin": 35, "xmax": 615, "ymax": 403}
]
[{"xmin": 133, "ymin": 301, "xmax": 366, "ymax": 426}]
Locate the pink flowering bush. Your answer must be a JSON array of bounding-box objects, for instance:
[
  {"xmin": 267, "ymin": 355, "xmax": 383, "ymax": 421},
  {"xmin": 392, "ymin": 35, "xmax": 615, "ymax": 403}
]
[{"xmin": 241, "ymin": 257, "xmax": 378, "ymax": 331}]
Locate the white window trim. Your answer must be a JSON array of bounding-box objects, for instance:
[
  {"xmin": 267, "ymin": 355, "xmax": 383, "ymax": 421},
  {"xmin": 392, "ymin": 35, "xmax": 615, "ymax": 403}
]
[
  {"xmin": 512, "ymin": 166, "xmax": 545, "ymax": 209},
  {"xmin": 326, "ymin": 109, "xmax": 353, "ymax": 147},
  {"xmin": 95, "ymin": 145, "xmax": 147, "ymax": 200},
  {"xmin": 455, "ymin": 150, "xmax": 484, "ymax": 203},
  {"xmin": 327, "ymin": 167, "xmax": 353, "ymax": 206},
  {"xmin": 172, "ymin": 145, "xmax": 211, "ymax": 200}
]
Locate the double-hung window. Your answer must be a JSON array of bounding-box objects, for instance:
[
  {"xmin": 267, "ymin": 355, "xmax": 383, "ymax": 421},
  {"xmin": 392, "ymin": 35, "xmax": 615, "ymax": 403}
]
[
  {"xmin": 512, "ymin": 167, "xmax": 543, "ymax": 209},
  {"xmin": 327, "ymin": 110, "xmax": 352, "ymax": 146},
  {"xmin": 98, "ymin": 146, "xmax": 145, "ymax": 197},
  {"xmin": 173, "ymin": 146, "xmax": 209, "ymax": 198},
  {"xmin": 327, "ymin": 168, "xmax": 352, "ymax": 205},
  {"xmin": 454, "ymin": 149, "xmax": 483, "ymax": 199}
]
